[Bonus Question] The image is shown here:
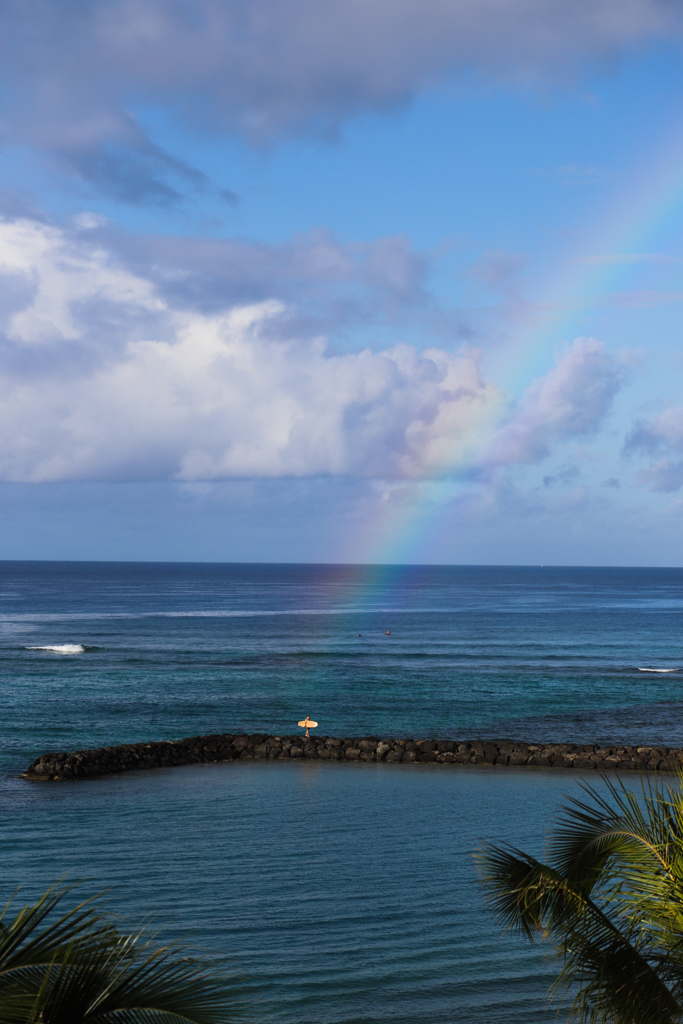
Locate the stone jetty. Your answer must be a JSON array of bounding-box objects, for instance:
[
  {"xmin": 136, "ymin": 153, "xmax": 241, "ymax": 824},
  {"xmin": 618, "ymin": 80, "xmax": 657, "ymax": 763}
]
[{"xmin": 23, "ymin": 733, "xmax": 683, "ymax": 780}]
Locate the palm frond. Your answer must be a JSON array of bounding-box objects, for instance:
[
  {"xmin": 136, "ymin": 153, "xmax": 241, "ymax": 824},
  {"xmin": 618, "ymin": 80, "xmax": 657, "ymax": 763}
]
[
  {"xmin": 476, "ymin": 770, "xmax": 683, "ymax": 1024},
  {"xmin": 0, "ymin": 881, "xmax": 114, "ymax": 985},
  {"xmin": 0, "ymin": 884, "xmax": 240, "ymax": 1024}
]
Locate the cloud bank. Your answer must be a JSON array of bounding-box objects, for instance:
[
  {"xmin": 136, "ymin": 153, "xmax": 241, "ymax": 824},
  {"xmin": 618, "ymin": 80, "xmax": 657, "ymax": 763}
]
[
  {"xmin": 0, "ymin": 0, "xmax": 680, "ymax": 200},
  {"xmin": 0, "ymin": 215, "xmax": 627, "ymax": 483},
  {"xmin": 624, "ymin": 408, "xmax": 683, "ymax": 491},
  {"xmin": 486, "ymin": 338, "xmax": 628, "ymax": 467}
]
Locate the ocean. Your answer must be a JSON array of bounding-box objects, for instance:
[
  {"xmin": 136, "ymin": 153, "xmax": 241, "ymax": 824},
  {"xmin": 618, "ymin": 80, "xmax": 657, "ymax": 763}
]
[{"xmin": 2, "ymin": 561, "xmax": 682, "ymax": 1023}]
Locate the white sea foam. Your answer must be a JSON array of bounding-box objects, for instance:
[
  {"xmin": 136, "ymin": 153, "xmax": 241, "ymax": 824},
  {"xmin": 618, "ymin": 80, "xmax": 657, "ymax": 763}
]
[
  {"xmin": 3, "ymin": 608, "xmax": 465, "ymax": 622},
  {"xmin": 27, "ymin": 643, "xmax": 86, "ymax": 654},
  {"xmin": 638, "ymin": 667, "xmax": 679, "ymax": 673}
]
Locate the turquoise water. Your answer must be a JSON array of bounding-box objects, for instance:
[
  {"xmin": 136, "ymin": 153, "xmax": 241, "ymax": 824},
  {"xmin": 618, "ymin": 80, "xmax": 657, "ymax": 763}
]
[
  {"xmin": 2, "ymin": 562, "xmax": 682, "ymax": 1022},
  {"xmin": 5, "ymin": 760, "xmax": 574, "ymax": 1024}
]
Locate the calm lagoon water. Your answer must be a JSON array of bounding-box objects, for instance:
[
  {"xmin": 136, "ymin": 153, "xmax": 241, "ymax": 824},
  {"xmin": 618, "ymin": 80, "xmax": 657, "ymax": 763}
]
[{"xmin": 2, "ymin": 562, "xmax": 682, "ymax": 1022}]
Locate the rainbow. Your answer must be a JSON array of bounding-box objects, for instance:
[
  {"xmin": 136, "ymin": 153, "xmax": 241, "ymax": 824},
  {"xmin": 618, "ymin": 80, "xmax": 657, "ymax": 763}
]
[{"xmin": 344, "ymin": 124, "xmax": 683, "ymax": 566}]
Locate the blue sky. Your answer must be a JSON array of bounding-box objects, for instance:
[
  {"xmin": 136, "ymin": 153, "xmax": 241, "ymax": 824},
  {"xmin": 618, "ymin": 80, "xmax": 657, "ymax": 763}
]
[{"xmin": 2, "ymin": 1, "xmax": 683, "ymax": 564}]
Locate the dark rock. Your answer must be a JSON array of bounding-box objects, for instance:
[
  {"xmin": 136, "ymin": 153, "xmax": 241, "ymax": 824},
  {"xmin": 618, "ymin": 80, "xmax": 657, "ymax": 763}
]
[
  {"xmin": 23, "ymin": 731, "xmax": 683, "ymax": 781},
  {"xmin": 472, "ymin": 742, "xmax": 498, "ymax": 758},
  {"xmin": 508, "ymin": 754, "xmax": 529, "ymax": 765},
  {"xmin": 473, "ymin": 752, "xmax": 496, "ymax": 765}
]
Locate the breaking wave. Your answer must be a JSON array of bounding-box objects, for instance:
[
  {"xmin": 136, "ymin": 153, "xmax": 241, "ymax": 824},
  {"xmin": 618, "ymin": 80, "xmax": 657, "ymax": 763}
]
[
  {"xmin": 27, "ymin": 643, "xmax": 86, "ymax": 654},
  {"xmin": 638, "ymin": 667, "xmax": 680, "ymax": 673}
]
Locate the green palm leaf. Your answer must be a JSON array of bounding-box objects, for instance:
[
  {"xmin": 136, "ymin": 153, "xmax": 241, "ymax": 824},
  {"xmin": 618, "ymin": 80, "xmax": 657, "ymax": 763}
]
[
  {"xmin": 0, "ymin": 884, "xmax": 241, "ymax": 1024},
  {"xmin": 476, "ymin": 770, "xmax": 683, "ymax": 1024}
]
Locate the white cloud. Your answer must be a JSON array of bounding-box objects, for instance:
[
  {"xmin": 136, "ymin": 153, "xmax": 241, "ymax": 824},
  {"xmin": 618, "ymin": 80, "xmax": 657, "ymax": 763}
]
[
  {"xmin": 636, "ymin": 458, "xmax": 683, "ymax": 492},
  {"xmin": 93, "ymin": 224, "xmax": 430, "ymax": 322},
  {"xmin": 485, "ymin": 337, "xmax": 627, "ymax": 467},
  {"xmin": 466, "ymin": 250, "xmax": 528, "ymax": 297},
  {"xmin": 626, "ymin": 406, "xmax": 683, "ymax": 454},
  {"xmin": 0, "ymin": 216, "xmax": 627, "ymax": 483},
  {"xmin": 0, "ymin": 218, "xmax": 163, "ymax": 345},
  {"xmin": 624, "ymin": 407, "xmax": 683, "ymax": 491},
  {"xmin": 0, "ymin": 299, "xmax": 504, "ymax": 481},
  {"xmin": 0, "ymin": 0, "xmax": 680, "ymax": 200}
]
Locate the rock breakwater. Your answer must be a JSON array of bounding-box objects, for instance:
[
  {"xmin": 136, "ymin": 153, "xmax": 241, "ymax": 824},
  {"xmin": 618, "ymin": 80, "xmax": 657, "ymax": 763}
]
[{"xmin": 23, "ymin": 734, "xmax": 683, "ymax": 780}]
